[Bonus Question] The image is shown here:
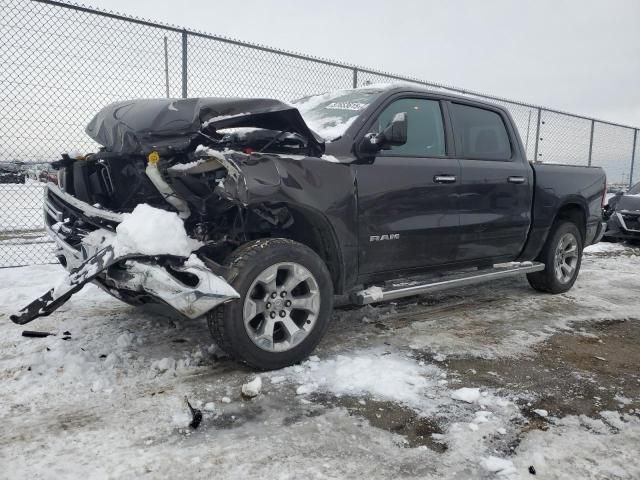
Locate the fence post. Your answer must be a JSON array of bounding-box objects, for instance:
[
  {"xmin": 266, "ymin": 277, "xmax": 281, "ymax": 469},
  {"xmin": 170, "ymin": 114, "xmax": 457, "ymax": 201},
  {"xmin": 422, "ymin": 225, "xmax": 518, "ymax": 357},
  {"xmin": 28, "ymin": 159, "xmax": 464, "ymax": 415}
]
[
  {"xmin": 533, "ymin": 108, "xmax": 542, "ymax": 162},
  {"xmin": 630, "ymin": 129, "xmax": 638, "ymax": 187},
  {"xmin": 163, "ymin": 36, "xmax": 170, "ymax": 98},
  {"xmin": 352, "ymin": 68, "xmax": 358, "ymax": 88},
  {"xmin": 181, "ymin": 30, "xmax": 188, "ymax": 98},
  {"xmin": 587, "ymin": 120, "xmax": 595, "ymax": 166}
]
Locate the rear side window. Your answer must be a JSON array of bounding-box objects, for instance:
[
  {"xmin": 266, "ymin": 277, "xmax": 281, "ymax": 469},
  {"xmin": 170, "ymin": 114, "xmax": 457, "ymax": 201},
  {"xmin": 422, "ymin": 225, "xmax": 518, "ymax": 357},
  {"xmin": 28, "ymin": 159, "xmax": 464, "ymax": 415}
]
[
  {"xmin": 449, "ymin": 103, "xmax": 511, "ymax": 160},
  {"xmin": 372, "ymin": 98, "xmax": 446, "ymax": 156}
]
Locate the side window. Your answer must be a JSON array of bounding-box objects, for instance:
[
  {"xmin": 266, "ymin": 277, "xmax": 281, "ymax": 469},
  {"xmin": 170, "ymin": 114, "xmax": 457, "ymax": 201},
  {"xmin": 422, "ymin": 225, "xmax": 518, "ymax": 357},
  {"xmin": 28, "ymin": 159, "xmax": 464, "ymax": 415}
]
[
  {"xmin": 373, "ymin": 98, "xmax": 445, "ymax": 156},
  {"xmin": 449, "ymin": 103, "xmax": 512, "ymax": 160}
]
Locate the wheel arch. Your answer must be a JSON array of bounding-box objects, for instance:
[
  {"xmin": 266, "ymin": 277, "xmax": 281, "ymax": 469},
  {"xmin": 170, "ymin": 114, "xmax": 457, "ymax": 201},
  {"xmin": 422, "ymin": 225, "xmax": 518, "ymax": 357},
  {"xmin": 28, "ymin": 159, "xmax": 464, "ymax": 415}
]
[
  {"xmin": 278, "ymin": 204, "xmax": 345, "ymax": 294},
  {"xmin": 555, "ymin": 200, "xmax": 587, "ymax": 242}
]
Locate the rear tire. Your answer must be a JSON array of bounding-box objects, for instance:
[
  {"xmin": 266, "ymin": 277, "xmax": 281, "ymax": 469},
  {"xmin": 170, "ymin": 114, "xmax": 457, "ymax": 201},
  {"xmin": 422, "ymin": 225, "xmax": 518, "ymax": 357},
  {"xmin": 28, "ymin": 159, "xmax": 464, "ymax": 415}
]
[
  {"xmin": 527, "ymin": 221, "xmax": 583, "ymax": 294},
  {"xmin": 207, "ymin": 238, "xmax": 333, "ymax": 370}
]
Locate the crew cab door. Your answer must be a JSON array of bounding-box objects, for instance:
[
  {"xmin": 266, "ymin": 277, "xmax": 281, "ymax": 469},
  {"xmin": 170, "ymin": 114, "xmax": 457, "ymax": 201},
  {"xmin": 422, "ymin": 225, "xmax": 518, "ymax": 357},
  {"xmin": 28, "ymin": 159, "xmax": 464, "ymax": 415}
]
[
  {"xmin": 446, "ymin": 101, "xmax": 533, "ymax": 262},
  {"xmin": 355, "ymin": 96, "xmax": 461, "ymax": 275}
]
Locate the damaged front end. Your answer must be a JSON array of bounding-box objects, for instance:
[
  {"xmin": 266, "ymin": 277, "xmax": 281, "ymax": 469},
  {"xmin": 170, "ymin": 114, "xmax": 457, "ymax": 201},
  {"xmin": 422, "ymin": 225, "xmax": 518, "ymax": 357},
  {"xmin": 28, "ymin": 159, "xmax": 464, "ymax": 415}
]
[
  {"xmin": 11, "ymin": 183, "xmax": 240, "ymax": 325},
  {"xmin": 12, "ymin": 96, "xmax": 331, "ymax": 325}
]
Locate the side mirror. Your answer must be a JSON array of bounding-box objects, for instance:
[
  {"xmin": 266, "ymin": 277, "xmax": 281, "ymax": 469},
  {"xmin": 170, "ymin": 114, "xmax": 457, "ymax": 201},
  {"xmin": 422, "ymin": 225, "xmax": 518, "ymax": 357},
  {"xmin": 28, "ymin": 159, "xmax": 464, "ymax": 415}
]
[
  {"xmin": 357, "ymin": 112, "xmax": 408, "ymax": 156},
  {"xmin": 379, "ymin": 112, "xmax": 408, "ymax": 148}
]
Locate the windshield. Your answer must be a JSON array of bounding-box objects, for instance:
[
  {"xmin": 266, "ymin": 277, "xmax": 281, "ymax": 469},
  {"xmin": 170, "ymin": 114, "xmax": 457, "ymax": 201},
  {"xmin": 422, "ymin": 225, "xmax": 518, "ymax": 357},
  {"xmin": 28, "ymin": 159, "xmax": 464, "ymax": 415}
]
[
  {"xmin": 628, "ymin": 181, "xmax": 640, "ymax": 195},
  {"xmin": 292, "ymin": 88, "xmax": 384, "ymax": 141}
]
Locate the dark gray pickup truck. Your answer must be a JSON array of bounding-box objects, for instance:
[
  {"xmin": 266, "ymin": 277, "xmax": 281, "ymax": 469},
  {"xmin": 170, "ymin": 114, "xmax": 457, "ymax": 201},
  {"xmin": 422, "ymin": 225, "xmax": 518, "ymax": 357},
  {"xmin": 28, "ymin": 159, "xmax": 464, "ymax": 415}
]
[{"xmin": 12, "ymin": 85, "xmax": 607, "ymax": 369}]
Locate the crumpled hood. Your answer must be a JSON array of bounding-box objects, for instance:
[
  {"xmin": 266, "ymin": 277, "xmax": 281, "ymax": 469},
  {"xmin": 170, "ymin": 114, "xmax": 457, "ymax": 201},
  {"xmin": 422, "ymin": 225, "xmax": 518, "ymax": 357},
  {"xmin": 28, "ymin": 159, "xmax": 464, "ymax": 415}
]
[{"xmin": 86, "ymin": 97, "xmax": 325, "ymax": 155}]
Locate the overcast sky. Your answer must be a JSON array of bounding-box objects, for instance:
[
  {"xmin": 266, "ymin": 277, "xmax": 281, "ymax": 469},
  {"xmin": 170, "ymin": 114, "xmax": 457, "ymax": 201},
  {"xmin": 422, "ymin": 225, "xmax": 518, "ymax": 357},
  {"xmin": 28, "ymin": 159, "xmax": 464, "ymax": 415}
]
[{"xmin": 80, "ymin": 0, "xmax": 639, "ymax": 127}]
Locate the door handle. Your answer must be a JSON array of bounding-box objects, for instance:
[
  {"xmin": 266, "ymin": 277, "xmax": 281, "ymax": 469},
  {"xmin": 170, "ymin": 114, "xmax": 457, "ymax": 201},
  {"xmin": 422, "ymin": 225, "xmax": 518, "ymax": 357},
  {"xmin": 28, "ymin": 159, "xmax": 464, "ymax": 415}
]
[
  {"xmin": 434, "ymin": 175, "xmax": 457, "ymax": 184},
  {"xmin": 508, "ymin": 176, "xmax": 526, "ymax": 184}
]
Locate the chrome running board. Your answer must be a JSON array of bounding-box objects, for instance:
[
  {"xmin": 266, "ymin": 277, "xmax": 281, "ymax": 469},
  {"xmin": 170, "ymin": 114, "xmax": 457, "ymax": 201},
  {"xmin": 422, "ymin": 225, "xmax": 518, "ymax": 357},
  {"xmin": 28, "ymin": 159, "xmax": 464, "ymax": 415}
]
[{"xmin": 352, "ymin": 261, "xmax": 545, "ymax": 305}]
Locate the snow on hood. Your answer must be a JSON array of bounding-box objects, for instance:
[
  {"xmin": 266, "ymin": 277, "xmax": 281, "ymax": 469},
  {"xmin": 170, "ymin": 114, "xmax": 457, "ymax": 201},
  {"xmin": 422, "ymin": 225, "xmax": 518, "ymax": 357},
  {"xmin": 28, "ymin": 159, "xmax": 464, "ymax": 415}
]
[
  {"xmin": 293, "ymin": 87, "xmax": 385, "ymax": 141},
  {"xmin": 86, "ymin": 97, "xmax": 324, "ymax": 155}
]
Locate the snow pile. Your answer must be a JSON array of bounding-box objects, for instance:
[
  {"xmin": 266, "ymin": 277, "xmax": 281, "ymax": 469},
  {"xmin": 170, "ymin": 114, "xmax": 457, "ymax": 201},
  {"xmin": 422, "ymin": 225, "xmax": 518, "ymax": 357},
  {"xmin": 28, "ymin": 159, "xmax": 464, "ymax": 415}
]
[
  {"xmin": 481, "ymin": 456, "xmax": 516, "ymax": 475},
  {"xmin": 285, "ymin": 352, "xmax": 443, "ymax": 410},
  {"xmin": 584, "ymin": 242, "xmax": 628, "ymax": 254},
  {"xmin": 241, "ymin": 376, "xmax": 262, "ymax": 398},
  {"xmin": 451, "ymin": 387, "xmax": 482, "ymax": 403},
  {"xmin": 113, "ymin": 203, "xmax": 202, "ymax": 257},
  {"xmin": 359, "ymin": 285, "xmax": 384, "ymax": 301},
  {"xmin": 152, "ymin": 357, "xmax": 176, "ymax": 374},
  {"xmin": 512, "ymin": 413, "xmax": 640, "ymax": 478}
]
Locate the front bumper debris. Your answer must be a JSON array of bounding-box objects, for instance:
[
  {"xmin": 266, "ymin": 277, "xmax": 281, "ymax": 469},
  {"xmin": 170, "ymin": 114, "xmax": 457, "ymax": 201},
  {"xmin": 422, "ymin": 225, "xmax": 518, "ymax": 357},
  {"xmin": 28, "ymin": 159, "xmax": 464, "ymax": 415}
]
[{"xmin": 11, "ymin": 185, "xmax": 239, "ymax": 325}]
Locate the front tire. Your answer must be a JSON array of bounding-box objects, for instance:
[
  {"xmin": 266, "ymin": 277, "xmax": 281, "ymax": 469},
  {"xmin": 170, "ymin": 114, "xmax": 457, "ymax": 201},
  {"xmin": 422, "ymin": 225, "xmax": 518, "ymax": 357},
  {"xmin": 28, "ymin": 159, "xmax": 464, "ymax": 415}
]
[
  {"xmin": 207, "ymin": 238, "xmax": 334, "ymax": 370},
  {"xmin": 527, "ymin": 221, "xmax": 583, "ymax": 294}
]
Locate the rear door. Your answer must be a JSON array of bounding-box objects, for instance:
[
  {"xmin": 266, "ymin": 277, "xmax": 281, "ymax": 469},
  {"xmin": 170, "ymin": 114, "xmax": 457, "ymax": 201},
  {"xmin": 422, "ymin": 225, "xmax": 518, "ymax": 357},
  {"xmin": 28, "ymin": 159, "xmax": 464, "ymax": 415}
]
[
  {"xmin": 446, "ymin": 101, "xmax": 533, "ymax": 262},
  {"xmin": 355, "ymin": 96, "xmax": 461, "ymax": 275}
]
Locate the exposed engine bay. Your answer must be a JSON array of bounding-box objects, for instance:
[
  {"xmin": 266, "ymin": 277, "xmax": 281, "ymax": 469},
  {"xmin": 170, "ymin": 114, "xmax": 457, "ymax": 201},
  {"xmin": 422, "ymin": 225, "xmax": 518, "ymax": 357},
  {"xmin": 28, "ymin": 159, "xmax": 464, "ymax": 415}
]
[{"xmin": 55, "ymin": 97, "xmax": 334, "ymax": 262}]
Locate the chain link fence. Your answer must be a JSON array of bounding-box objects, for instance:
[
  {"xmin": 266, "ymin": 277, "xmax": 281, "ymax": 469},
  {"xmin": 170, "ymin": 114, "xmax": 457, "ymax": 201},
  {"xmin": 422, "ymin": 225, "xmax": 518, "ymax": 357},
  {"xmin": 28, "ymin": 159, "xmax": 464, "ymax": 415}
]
[{"xmin": 1, "ymin": 0, "xmax": 638, "ymax": 267}]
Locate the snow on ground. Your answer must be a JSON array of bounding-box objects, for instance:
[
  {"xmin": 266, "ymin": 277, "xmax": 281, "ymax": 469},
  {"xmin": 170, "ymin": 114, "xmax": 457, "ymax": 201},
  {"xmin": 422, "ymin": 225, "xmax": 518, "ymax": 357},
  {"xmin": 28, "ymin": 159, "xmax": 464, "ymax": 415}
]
[
  {"xmin": 0, "ymin": 245, "xmax": 639, "ymax": 478},
  {"xmin": 0, "ymin": 181, "xmax": 55, "ymax": 267},
  {"xmin": 584, "ymin": 241, "xmax": 632, "ymax": 254}
]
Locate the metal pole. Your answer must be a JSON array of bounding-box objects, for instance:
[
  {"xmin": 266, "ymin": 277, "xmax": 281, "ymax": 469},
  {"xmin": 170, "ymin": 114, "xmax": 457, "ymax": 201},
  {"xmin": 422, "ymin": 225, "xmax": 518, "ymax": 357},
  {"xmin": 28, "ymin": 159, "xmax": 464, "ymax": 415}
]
[
  {"xmin": 630, "ymin": 129, "xmax": 638, "ymax": 188},
  {"xmin": 524, "ymin": 110, "xmax": 532, "ymax": 158},
  {"xmin": 533, "ymin": 108, "xmax": 542, "ymax": 162},
  {"xmin": 352, "ymin": 68, "xmax": 358, "ymax": 88},
  {"xmin": 587, "ymin": 120, "xmax": 595, "ymax": 166},
  {"xmin": 181, "ymin": 30, "xmax": 188, "ymax": 98},
  {"xmin": 164, "ymin": 36, "xmax": 170, "ymax": 98}
]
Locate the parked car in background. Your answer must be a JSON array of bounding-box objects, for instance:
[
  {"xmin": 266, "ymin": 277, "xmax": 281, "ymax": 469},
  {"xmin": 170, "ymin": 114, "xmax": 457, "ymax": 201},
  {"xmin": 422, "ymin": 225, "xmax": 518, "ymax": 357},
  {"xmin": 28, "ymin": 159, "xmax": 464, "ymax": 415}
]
[
  {"xmin": 0, "ymin": 161, "xmax": 26, "ymax": 184},
  {"xmin": 603, "ymin": 181, "xmax": 640, "ymax": 242}
]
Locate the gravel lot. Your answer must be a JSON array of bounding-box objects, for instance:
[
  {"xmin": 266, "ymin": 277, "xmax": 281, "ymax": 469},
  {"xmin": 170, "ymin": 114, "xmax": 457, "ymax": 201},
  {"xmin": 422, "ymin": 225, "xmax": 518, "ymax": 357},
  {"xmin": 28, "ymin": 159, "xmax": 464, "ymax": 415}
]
[{"xmin": 1, "ymin": 242, "xmax": 639, "ymax": 479}]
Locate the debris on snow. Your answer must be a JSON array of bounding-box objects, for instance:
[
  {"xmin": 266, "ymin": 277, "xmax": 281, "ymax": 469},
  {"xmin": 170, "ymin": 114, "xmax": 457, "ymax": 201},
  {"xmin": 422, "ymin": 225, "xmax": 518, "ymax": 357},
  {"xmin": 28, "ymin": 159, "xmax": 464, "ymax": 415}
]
[
  {"xmin": 21, "ymin": 330, "xmax": 55, "ymax": 338},
  {"xmin": 241, "ymin": 376, "xmax": 262, "ymax": 398},
  {"xmin": 451, "ymin": 387, "xmax": 481, "ymax": 403},
  {"xmin": 184, "ymin": 397, "xmax": 203, "ymax": 429},
  {"xmin": 533, "ymin": 409, "xmax": 549, "ymax": 418},
  {"xmin": 221, "ymin": 396, "xmax": 231, "ymax": 404}
]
